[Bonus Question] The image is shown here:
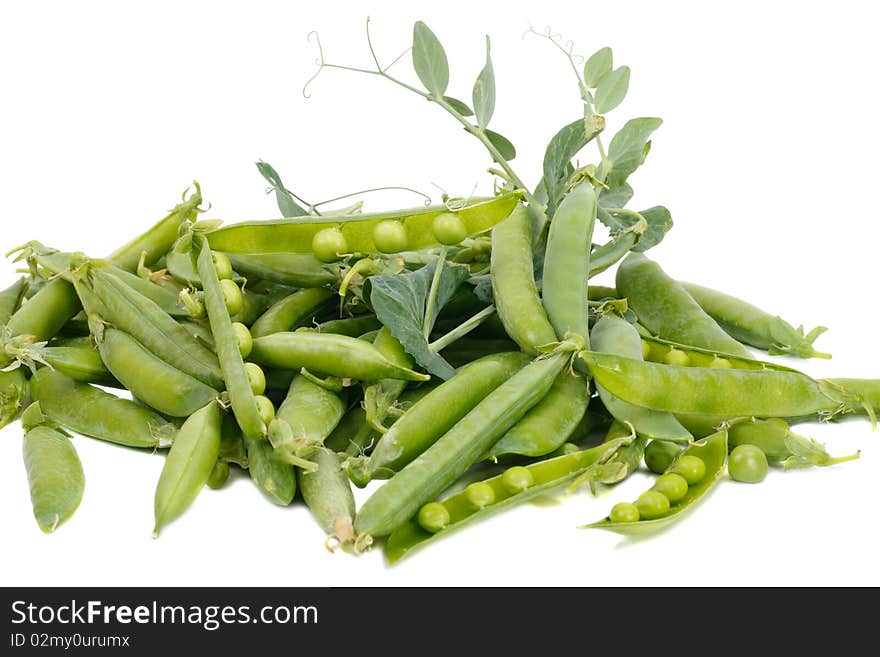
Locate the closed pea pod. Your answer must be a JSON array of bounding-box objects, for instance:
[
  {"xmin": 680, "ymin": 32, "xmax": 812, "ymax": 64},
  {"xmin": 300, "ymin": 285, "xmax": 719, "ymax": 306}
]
[
  {"xmin": 0, "ymin": 277, "xmax": 27, "ymax": 322},
  {"xmin": 224, "ymin": 252, "xmax": 338, "ymax": 288},
  {"xmin": 727, "ymin": 417, "xmax": 859, "ymax": 469},
  {"xmin": 244, "ymin": 434, "xmax": 297, "ymax": 506},
  {"xmin": 250, "ymin": 331, "xmax": 430, "ymax": 382},
  {"xmin": 21, "ymin": 403, "xmax": 85, "ymax": 534},
  {"xmin": 153, "ymin": 400, "xmax": 222, "ymax": 536},
  {"xmin": 196, "ymin": 237, "xmax": 266, "ymax": 440},
  {"xmin": 271, "ymin": 374, "xmax": 346, "ymax": 462},
  {"xmin": 490, "ymin": 204, "xmax": 557, "ymax": 354},
  {"xmin": 250, "ymin": 288, "xmax": 335, "ymax": 338},
  {"xmin": 355, "ymin": 343, "xmax": 577, "ymax": 539},
  {"xmin": 316, "ymin": 315, "xmax": 382, "ymax": 338},
  {"xmin": 30, "ymin": 368, "xmax": 176, "ymax": 449},
  {"xmin": 92, "ymin": 319, "xmax": 219, "ymax": 417},
  {"xmin": 298, "ymin": 447, "xmax": 358, "ymax": 550},
  {"xmin": 38, "ymin": 343, "xmax": 116, "ymax": 386},
  {"xmin": 0, "ymin": 368, "xmax": 28, "ymax": 430}
]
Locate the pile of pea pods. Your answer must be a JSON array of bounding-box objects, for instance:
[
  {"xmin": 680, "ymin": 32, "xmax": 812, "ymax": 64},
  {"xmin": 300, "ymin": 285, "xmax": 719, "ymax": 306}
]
[{"xmin": 3, "ymin": 25, "xmax": 879, "ymax": 562}]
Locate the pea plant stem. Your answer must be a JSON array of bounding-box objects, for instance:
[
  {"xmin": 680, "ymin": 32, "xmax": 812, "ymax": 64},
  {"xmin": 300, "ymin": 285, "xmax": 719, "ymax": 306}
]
[
  {"xmin": 422, "ymin": 248, "xmax": 447, "ymax": 340},
  {"xmin": 428, "ymin": 304, "xmax": 496, "ymax": 353}
]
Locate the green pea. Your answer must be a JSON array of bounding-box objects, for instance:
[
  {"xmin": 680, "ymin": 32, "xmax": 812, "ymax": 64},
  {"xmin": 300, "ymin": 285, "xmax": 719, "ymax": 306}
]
[
  {"xmin": 372, "ymin": 220, "xmax": 408, "ymax": 253},
  {"xmin": 244, "ymin": 363, "xmax": 267, "ymax": 396},
  {"xmin": 212, "ymin": 252, "xmax": 234, "ymax": 280},
  {"xmin": 417, "ymin": 502, "xmax": 450, "ymax": 534},
  {"xmin": 635, "ymin": 490, "xmax": 670, "ymax": 520},
  {"xmin": 312, "ymin": 227, "xmax": 348, "ymax": 263},
  {"xmin": 432, "ymin": 212, "xmax": 467, "ymax": 245},
  {"xmin": 728, "ymin": 444, "xmax": 768, "ymax": 483},
  {"xmin": 501, "ymin": 466, "xmax": 534, "ymax": 494},
  {"xmin": 220, "ymin": 279, "xmax": 243, "ymax": 316},
  {"xmin": 644, "ymin": 440, "xmax": 681, "ymax": 474},
  {"xmin": 254, "ymin": 395, "xmax": 275, "ymax": 426},
  {"xmin": 610, "ymin": 502, "xmax": 640, "ymax": 523},
  {"xmin": 663, "ymin": 348, "xmax": 690, "ymax": 366},
  {"xmin": 652, "ymin": 473, "xmax": 689, "ymax": 503},
  {"xmin": 232, "ymin": 322, "xmax": 253, "ymax": 358},
  {"xmin": 671, "ymin": 455, "xmax": 707, "ymax": 485},
  {"xmin": 709, "ymin": 356, "xmax": 732, "ymax": 368},
  {"xmin": 464, "ymin": 481, "xmax": 496, "ymax": 509}
]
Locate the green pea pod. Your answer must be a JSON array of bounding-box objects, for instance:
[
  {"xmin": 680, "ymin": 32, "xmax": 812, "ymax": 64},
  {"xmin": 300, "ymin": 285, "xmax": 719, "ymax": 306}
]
[
  {"xmin": 316, "ymin": 315, "xmax": 382, "ymax": 338},
  {"xmin": 29, "ymin": 368, "xmax": 176, "ymax": 449},
  {"xmin": 40, "ymin": 344, "xmax": 117, "ymax": 386},
  {"xmin": 196, "ymin": 237, "xmax": 266, "ymax": 440},
  {"xmin": 542, "ymin": 183, "xmax": 596, "ymax": 344},
  {"xmin": 728, "ymin": 417, "xmax": 860, "ymax": 469},
  {"xmin": 0, "ymin": 368, "xmax": 29, "ymax": 430},
  {"xmin": 821, "ymin": 378, "xmax": 880, "ymax": 420},
  {"xmin": 591, "ymin": 315, "xmax": 692, "ymax": 443},
  {"xmin": 325, "ymin": 404, "xmax": 376, "ymax": 456},
  {"xmin": 298, "ymin": 447, "xmax": 357, "ymax": 548},
  {"xmin": 580, "ymin": 351, "xmax": 854, "ymax": 419},
  {"xmin": 589, "ymin": 229, "xmax": 640, "ymax": 279},
  {"xmin": 224, "ymin": 252, "xmax": 338, "ymax": 288},
  {"xmin": 438, "ymin": 338, "xmax": 520, "ymax": 369},
  {"xmin": 640, "ymin": 333, "xmax": 797, "ymax": 372},
  {"xmin": 681, "ymin": 282, "xmax": 830, "ymax": 359},
  {"xmin": 250, "ymin": 288, "xmax": 335, "ymax": 338},
  {"xmin": 588, "ymin": 285, "xmax": 619, "ymax": 301},
  {"xmin": 153, "ymin": 401, "xmax": 222, "ymax": 537},
  {"xmin": 355, "ymin": 344, "xmax": 577, "ymax": 539},
  {"xmin": 230, "ymin": 288, "xmax": 270, "ymax": 327},
  {"xmin": 272, "ymin": 374, "xmax": 346, "ymax": 460},
  {"xmin": 385, "ymin": 435, "xmax": 633, "ymax": 563},
  {"xmin": 363, "ymin": 327, "xmax": 414, "ymax": 433},
  {"xmin": 21, "ymin": 403, "xmax": 85, "ymax": 534},
  {"xmin": 0, "ymin": 277, "xmax": 27, "ymax": 323},
  {"xmin": 616, "ymin": 253, "xmax": 753, "ymax": 358},
  {"xmin": 491, "ymin": 204, "xmax": 557, "ymax": 354},
  {"xmin": 205, "ymin": 193, "xmax": 520, "ymax": 255},
  {"xmin": 250, "ymin": 332, "xmax": 430, "ymax": 382},
  {"xmin": 107, "ymin": 265, "xmax": 187, "ymax": 318},
  {"xmin": 219, "ymin": 414, "xmax": 248, "ymax": 467},
  {"xmin": 93, "ymin": 320, "xmax": 219, "ymax": 417},
  {"xmin": 348, "ymin": 352, "xmax": 530, "ymax": 487},
  {"xmin": 244, "ymin": 434, "xmax": 297, "ymax": 506},
  {"xmin": 488, "ymin": 370, "xmax": 589, "ymax": 458},
  {"xmin": 586, "ymin": 430, "xmax": 728, "ymax": 534}
]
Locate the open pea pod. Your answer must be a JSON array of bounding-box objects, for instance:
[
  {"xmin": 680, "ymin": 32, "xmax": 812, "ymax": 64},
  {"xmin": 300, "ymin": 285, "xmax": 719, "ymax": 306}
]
[
  {"xmin": 639, "ymin": 334, "xmax": 799, "ymax": 372},
  {"xmin": 204, "ymin": 193, "xmax": 521, "ymax": 255},
  {"xmin": 384, "ymin": 436, "xmax": 632, "ymax": 564},
  {"xmin": 585, "ymin": 429, "xmax": 728, "ymax": 535}
]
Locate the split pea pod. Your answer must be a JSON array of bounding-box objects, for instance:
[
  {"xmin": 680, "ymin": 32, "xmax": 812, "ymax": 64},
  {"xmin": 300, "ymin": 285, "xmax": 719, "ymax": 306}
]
[
  {"xmin": 347, "ymin": 352, "xmax": 530, "ymax": 487},
  {"xmin": 298, "ymin": 447, "xmax": 357, "ymax": 548},
  {"xmin": 250, "ymin": 288, "xmax": 335, "ymax": 338},
  {"xmin": 681, "ymin": 282, "xmax": 830, "ymax": 359},
  {"xmin": 21, "ymin": 402, "xmax": 85, "ymax": 534},
  {"xmin": 591, "ymin": 315, "xmax": 692, "ymax": 443},
  {"xmin": 542, "ymin": 182, "xmax": 596, "ymax": 343},
  {"xmin": 355, "ymin": 344, "xmax": 576, "ymax": 539},
  {"xmin": 153, "ymin": 400, "xmax": 222, "ymax": 537},
  {"xmin": 728, "ymin": 418, "xmax": 860, "ymax": 469},
  {"xmin": 29, "ymin": 368, "xmax": 176, "ymax": 448},
  {"xmin": 490, "ymin": 204, "xmax": 557, "ymax": 354},
  {"xmin": 250, "ymin": 332, "xmax": 430, "ymax": 382},
  {"xmin": 363, "ymin": 327, "xmax": 415, "ymax": 432},
  {"xmin": 271, "ymin": 374, "xmax": 346, "ymax": 462},
  {"xmin": 196, "ymin": 237, "xmax": 266, "ymax": 440},
  {"xmin": 93, "ymin": 319, "xmax": 219, "ymax": 417},
  {"xmin": 0, "ymin": 368, "xmax": 28, "ymax": 430},
  {"xmin": 616, "ymin": 253, "xmax": 753, "ymax": 358}
]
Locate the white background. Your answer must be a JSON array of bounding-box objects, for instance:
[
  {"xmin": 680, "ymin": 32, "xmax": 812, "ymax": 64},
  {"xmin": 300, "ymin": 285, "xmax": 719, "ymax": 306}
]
[{"xmin": 1, "ymin": 1, "xmax": 878, "ymax": 586}]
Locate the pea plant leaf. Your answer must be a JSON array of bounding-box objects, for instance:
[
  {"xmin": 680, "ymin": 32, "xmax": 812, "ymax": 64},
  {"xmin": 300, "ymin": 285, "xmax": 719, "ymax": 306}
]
[
  {"xmin": 594, "ymin": 66, "xmax": 631, "ymax": 114},
  {"xmin": 256, "ymin": 161, "xmax": 309, "ymax": 217},
  {"xmin": 542, "ymin": 115, "xmax": 605, "ymax": 215},
  {"xmin": 412, "ymin": 21, "xmax": 449, "ymax": 97},
  {"xmin": 584, "ymin": 47, "xmax": 613, "ymax": 88},
  {"xmin": 597, "ymin": 205, "xmax": 673, "ymax": 252},
  {"xmin": 484, "ymin": 129, "xmax": 516, "ymax": 161},
  {"xmin": 443, "ymin": 96, "xmax": 474, "ymax": 117},
  {"xmin": 369, "ymin": 259, "xmax": 469, "ymax": 380},
  {"xmin": 598, "ymin": 182, "xmax": 634, "ymax": 209},
  {"xmin": 602, "ymin": 118, "xmax": 663, "ymax": 189},
  {"xmin": 472, "ymin": 36, "xmax": 495, "ymax": 129}
]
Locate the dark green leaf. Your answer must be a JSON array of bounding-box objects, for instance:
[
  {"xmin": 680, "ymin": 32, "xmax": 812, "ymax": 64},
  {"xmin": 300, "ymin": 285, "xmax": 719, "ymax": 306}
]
[
  {"xmin": 472, "ymin": 36, "xmax": 495, "ymax": 129},
  {"xmin": 584, "ymin": 47, "xmax": 613, "ymax": 88},
  {"xmin": 369, "ymin": 259, "xmax": 469, "ymax": 380},
  {"xmin": 542, "ymin": 115, "xmax": 605, "ymax": 215},
  {"xmin": 469, "ymin": 274, "xmax": 494, "ymax": 304},
  {"xmin": 412, "ymin": 21, "xmax": 449, "ymax": 97},
  {"xmin": 598, "ymin": 183, "xmax": 634, "ymax": 209},
  {"xmin": 594, "ymin": 66, "xmax": 630, "ymax": 114},
  {"xmin": 256, "ymin": 161, "xmax": 309, "ymax": 217},
  {"xmin": 603, "ymin": 118, "xmax": 663, "ymax": 189},
  {"xmin": 484, "ymin": 129, "xmax": 516, "ymax": 161},
  {"xmin": 443, "ymin": 96, "xmax": 474, "ymax": 117}
]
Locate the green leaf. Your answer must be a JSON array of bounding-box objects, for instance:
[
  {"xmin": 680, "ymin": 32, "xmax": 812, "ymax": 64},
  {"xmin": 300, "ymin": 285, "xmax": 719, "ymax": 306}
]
[
  {"xmin": 256, "ymin": 161, "xmax": 309, "ymax": 217},
  {"xmin": 542, "ymin": 115, "xmax": 605, "ymax": 215},
  {"xmin": 584, "ymin": 47, "xmax": 613, "ymax": 88},
  {"xmin": 603, "ymin": 117, "xmax": 663, "ymax": 189},
  {"xmin": 594, "ymin": 66, "xmax": 630, "ymax": 114},
  {"xmin": 484, "ymin": 129, "xmax": 516, "ymax": 161},
  {"xmin": 412, "ymin": 21, "xmax": 449, "ymax": 97},
  {"xmin": 443, "ymin": 96, "xmax": 474, "ymax": 117},
  {"xmin": 369, "ymin": 259, "xmax": 469, "ymax": 380},
  {"xmin": 598, "ymin": 183, "xmax": 634, "ymax": 209},
  {"xmin": 472, "ymin": 36, "xmax": 495, "ymax": 129},
  {"xmin": 597, "ymin": 205, "xmax": 672, "ymax": 253}
]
